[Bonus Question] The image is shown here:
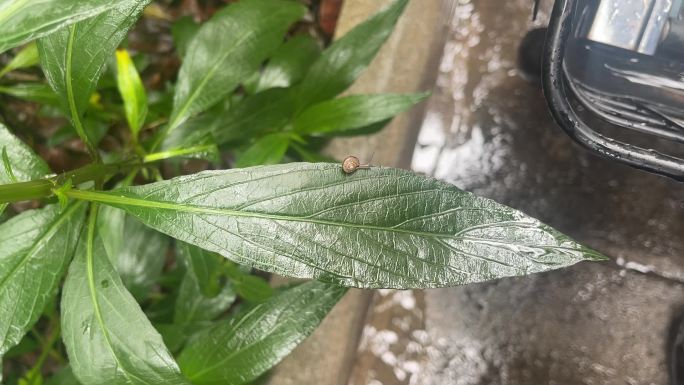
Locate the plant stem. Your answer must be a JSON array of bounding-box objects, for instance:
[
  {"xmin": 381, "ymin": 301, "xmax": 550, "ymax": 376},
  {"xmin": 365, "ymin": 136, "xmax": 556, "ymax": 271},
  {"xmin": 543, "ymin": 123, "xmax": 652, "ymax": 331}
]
[
  {"xmin": 0, "ymin": 144, "xmax": 214, "ymax": 204},
  {"xmin": 0, "ymin": 160, "xmax": 138, "ymax": 204}
]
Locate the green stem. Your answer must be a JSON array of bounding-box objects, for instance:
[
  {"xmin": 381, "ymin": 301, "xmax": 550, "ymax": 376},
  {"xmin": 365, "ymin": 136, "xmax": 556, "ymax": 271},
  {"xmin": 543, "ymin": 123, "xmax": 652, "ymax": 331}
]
[
  {"xmin": 0, "ymin": 144, "xmax": 214, "ymax": 204},
  {"xmin": 24, "ymin": 320, "xmax": 61, "ymax": 382},
  {"xmin": 142, "ymin": 144, "xmax": 215, "ymax": 163}
]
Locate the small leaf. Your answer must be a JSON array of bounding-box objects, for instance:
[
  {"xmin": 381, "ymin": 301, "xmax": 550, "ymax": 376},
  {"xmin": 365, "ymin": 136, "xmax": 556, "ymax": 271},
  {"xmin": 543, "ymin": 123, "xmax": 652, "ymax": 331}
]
[
  {"xmin": 254, "ymin": 35, "xmax": 321, "ymax": 93},
  {"xmin": 0, "ymin": 83, "xmax": 60, "ymax": 106},
  {"xmin": 171, "ymin": 16, "xmax": 200, "ymax": 58},
  {"xmin": 224, "ymin": 264, "xmax": 273, "ymax": 303},
  {"xmin": 115, "ymin": 49, "xmax": 148, "ymax": 139},
  {"xmin": 0, "ymin": 42, "xmax": 39, "ymax": 78},
  {"xmin": 0, "ymin": 203, "xmax": 86, "ymax": 358},
  {"xmin": 177, "ymin": 241, "xmax": 223, "ymax": 298},
  {"xmin": 177, "ymin": 281, "xmax": 347, "ymax": 385},
  {"xmin": 294, "ymin": 0, "xmax": 409, "ymax": 110},
  {"xmin": 163, "ymin": 88, "xmax": 294, "ymax": 151},
  {"xmin": 61, "ymin": 207, "xmax": 190, "ymax": 385},
  {"xmin": 0, "ymin": 0, "xmax": 133, "ymax": 54},
  {"xmin": 165, "ymin": 0, "xmax": 305, "ymax": 137},
  {"xmin": 0, "ymin": 124, "xmax": 50, "ymax": 183},
  {"xmin": 235, "ymin": 133, "xmax": 290, "ymax": 168},
  {"xmin": 98, "ymin": 206, "xmax": 169, "ymax": 300},
  {"xmin": 67, "ymin": 164, "xmax": 607, "ymax": 289},
  {"xmin": 295, "ymin": 93, "xmax": 429, "ymax": 134},
  {"xmin": 174, "ymin": 269, "xmax": 236, "ymax": 327},
  {"xmin": 38, "ymin": 0, "xmax": 151, "ymax": 151}
]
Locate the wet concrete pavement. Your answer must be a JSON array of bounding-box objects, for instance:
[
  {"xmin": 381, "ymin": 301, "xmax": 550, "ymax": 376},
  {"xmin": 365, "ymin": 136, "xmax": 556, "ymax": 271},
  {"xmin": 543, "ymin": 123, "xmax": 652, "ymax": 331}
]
[{"xmin": 350, "ymin": 0, "xmax": 684, "ymax": 384}]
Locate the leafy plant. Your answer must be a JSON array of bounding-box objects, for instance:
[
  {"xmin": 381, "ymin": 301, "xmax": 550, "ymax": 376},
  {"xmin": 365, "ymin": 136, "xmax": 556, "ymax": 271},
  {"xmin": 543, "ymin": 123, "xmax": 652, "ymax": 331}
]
[{"xmin": 0, "ymin": 0, "xmax": 606, "ymax": 383}]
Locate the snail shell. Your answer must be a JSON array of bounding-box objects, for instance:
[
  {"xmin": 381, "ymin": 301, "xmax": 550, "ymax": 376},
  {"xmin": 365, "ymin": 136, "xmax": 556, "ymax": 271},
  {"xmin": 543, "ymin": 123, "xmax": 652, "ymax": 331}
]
[{"xmin": 342, "ymin": 156, "xmax": 361, "ymax": 174}]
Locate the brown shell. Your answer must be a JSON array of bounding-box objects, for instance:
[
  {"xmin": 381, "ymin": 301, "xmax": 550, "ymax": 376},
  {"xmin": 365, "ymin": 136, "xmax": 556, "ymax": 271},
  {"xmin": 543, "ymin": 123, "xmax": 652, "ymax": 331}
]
[{"xmin": 342, "ymin": 156, "xmax": 361, "ymax": 174}]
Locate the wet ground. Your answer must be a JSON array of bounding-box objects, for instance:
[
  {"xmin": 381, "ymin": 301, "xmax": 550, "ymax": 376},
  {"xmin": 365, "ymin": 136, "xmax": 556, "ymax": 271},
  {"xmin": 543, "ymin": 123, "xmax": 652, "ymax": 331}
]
[{"xmin": 349, "ymin": 0, "xmax": 684, "ymax": 384}]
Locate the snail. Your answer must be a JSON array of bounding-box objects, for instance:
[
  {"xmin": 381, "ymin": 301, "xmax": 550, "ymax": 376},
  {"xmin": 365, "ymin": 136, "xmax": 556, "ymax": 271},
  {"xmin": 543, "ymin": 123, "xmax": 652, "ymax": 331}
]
[{"xmin": 342, "ymin": 156, "xmax": 371, "ymax": 174}]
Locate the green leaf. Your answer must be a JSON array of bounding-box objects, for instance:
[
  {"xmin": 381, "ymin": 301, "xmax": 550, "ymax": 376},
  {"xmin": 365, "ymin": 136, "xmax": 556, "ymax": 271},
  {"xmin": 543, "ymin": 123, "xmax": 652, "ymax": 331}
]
[
  {"xmin": 235, "ymin": 133, "xmax": 290, "ymax": 168},
  {"xmin": 0, "ymin": 0, "xmax": 133, "ymax": 54},
  {"xmin": 295, "ymin": 93, "xmax": 429, "ymax": 134},
  {"xmin": 162, "ymin": 88, "xmax": 294, "ymax": 151},
  {"xmin": 165, "ymin": 0, "xmax": 305, "ymax": 138},
  {"xmin": 254, "ymin": 35, "xmax": 321, "ymax": 93},
  {"xmin": 115, "ymin": 49, "xmax": 148, "ymax": 139},
  {"xmin": 61, "ymin": 206, "xmax": 189, "ymax": 385},
  {"xmin": 44, "ymin": 366, "xmax": 79, "ymax": 385},
  {"xmin": 0, "ymin": 124, "xmax": 50, "ymax": 184},
  {"xmin": 65, "ymin": 163, "xmax": 607, "ymax": 289},
  {"xmin": 0, "ymin": 202, "xmax": 86, "ymax": 359},
  {"xmin": 294, "ymin": 0, "xmax": 408, "ymax": 110},
  {"xmin": 171, "ymin": 16, "xmax": 200, "ymax": 58},
  {"xmin": 177, "ymin": 241, "xmax": 223, "ymax": 298},
  {"xmin": 0, "ymin": 42, "xmax": 38, "ymax": 78},
  {"xmin": 174, "ymin": 268, "xmax": 236, "ymax": 327},
  {"xmin": 0, "ymin": 124, "xmax": 51, "ymax": 214},
  {"xmin": 37, "ymin": 0, "xmax": 151, "ymax": 151},
  {"xmin": 177, "ymin": 281, "xmax": 346, "ymax": 385},
  {"xmin": 0, "ymin": 83, "xmax": 60, "ymax": 106},
  {"xmin": 224, "ymin": 264, "xmax": 273, "ymax": 303},
  {"xmin": 98, "ymin": 206, "xmax": 168, "ymax": 300}
]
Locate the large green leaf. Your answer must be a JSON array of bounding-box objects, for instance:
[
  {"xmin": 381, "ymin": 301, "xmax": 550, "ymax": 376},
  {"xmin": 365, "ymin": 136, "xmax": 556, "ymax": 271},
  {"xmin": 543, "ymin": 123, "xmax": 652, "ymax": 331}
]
[
  {"xmin": 37, "ymin": 0, "xmax": 150, "ymax": 149},
  {"xmin": 294, "ymin": 93, "xmax": 429, "ymax": 134},
  {"xmin": 0, "ymin": 202, "xmax": 86, "ymax": 359},
  {"xmin": 177, "ymin": 281, "xmax": 346, "ymax": 385},
  {"xmin": 165, "ymin": 0, "xmax": 304, "ymax": 138},
  {"xmin": 98, "ymin": 206, "xmax": 168, "ymax": 300},
  {"xmin": 65, "ymin": 163, "xmax": 606, "ymax": 289},
  {"xmin": 0, "ymin": 0, "xmax": 133, "ymax": 54},
  {"xmin": 293, "ymin": 0, "xmax": 408, "ymax": 110},
  {"xmin": 61, "ymin": 207, "xmax": 189, "ymax": 385}
]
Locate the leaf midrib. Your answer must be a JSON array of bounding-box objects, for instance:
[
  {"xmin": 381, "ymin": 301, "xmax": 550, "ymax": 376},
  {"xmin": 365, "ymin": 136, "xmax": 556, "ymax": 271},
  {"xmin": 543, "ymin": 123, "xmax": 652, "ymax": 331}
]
[{"xmin": 66, "ymin": 189, "xmax": 468, "ymax": 239}]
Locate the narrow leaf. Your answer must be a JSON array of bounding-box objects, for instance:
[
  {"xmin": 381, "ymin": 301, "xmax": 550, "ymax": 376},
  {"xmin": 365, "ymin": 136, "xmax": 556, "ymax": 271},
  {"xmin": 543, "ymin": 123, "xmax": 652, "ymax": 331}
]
[
  {"xmin": 0, "ymin": 203, "xmax": 86, "ymax": 358},
  {"xmin": 174, "ymin": 268, "xmax": 236, "ymax": 327},
  {"xmin": 294, "ymin": 93, "xmax": 429, "ymax": 134},
  {"xmin": 177, "ymin": 242, "xmax": 223, "ymax": 298},
  {"xmin": 171, "ymin": 16, "xmax": 200, "ymax": 58},
  {"xmin": 38, "ymin": 0, "xmax": 151, "ymax": 149},
  {"xmin": 254, "ymin": 35, "xmax": 321, "ymax": 93},
  {"xmin": 162, "ymin": 88, "xmax": 294, "ymax": 151},
  {"xmin": 235, "ymin": 133, "xmax": 290, "ymax": 168},
  {"xmin": 0, "ymin": 124, "xmax": 50, "ymax": 184},
  {"xmin": 115, "ymin": 49, "xmax": 148, "ymax": 138},
  {"xmin": 98, "ymin": 206, "xmax": 168, "ymax": 300},
  {"xmin": 66, "ymin": 164, "xmax": 607, "ymax": 289},
  {"xmin": 177, "ymin": 281, "xmax": 347, "ymax": 385},
  {"xmin": 294, "ymin": 0, "xmax": 408, "ymax": 110},
  {"xmin": 0, "ymin": 42, "xmax": 38, "ymax": 77},
  {"xmin": 0, "ymin": 0, "xmax": 132, "ymax": 54},
  {"xmin": 166, "ymin": 0, "xmax": 304, "ymax": 136},
  {"xmin": 61, "ymin": 207, "xmax": 189, "ymax": 385},
  {"xmin": 0, "ymin": 83, "xmax": 60, "ymax": 106}
]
